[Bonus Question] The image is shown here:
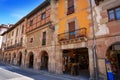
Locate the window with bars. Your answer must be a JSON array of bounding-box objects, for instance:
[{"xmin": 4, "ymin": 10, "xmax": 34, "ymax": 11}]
[
  {"xmin": 108, "ymin": 6, "xmax": 120, "ymax": 21},
  {"xmin": 67, "ymin": 0, "xmax": 74, "ymax": 15}
]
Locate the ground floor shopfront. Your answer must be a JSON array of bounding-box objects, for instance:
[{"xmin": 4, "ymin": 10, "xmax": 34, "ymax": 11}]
[
  {"xmin": 1, "ymin": 36, "xmax": 120, "ymax": 80},
  {"xmin": 93, "ymin": 36, "xmax": 120, "ymax": 80}
]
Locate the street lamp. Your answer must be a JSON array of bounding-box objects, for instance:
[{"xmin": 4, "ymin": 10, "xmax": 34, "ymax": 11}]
[{"xmin": 89, "ymin": 0, "xmax": 99, "ymax": 80}]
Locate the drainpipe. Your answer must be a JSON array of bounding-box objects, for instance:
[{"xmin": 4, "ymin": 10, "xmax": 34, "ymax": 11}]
[{"xmin": 89, "ymin": 0, "xmax": 99, "ymax": 80}]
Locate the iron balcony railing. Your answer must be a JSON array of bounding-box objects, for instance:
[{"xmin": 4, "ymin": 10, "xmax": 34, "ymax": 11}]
[
  {"xmin": 58, "ymin": 28, "xmax": 87, "ymax": 41},
  {"xmin": 5, "ymin": 42, "xmax": 23, "ymax": 50}
]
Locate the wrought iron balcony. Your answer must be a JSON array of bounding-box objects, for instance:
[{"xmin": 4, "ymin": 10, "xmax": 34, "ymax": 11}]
[
  {"xmin": 5, "ymin": 42, "xmax": 23, "ymax": 50},
  {"xmin": 58, "ymin": 28, "xmax": 87, "ymax": 42},
  {"xmin": 16, "ymin": 42, "xmax": 22, "ymax": 47}
]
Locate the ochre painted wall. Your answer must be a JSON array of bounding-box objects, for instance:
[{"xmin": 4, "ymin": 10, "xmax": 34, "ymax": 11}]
[{"xmin": 58, "ymin": 0, "xmax": 90, "ymax": 36}]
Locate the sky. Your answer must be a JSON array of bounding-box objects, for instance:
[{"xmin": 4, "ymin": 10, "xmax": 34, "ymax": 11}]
[{"xmin": 0, "ymin": 0, "xmax": 45, "ymax": 24}]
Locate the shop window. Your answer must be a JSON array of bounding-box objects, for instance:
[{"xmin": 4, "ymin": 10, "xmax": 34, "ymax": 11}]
[
  {"xmin": 41, "ymin": 12, "xmax": 46, "ymax": 20},
  {"xmin": 108, "ymin": 6, "xmax": 120, "ymax": 21},
  {"xmin": 67, "ymin": 0, "xmax": 74, "ymax": 15}
]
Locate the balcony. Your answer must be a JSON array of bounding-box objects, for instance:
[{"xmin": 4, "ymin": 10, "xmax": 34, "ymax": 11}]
[
  {"xmin": 5, "ymin": 42, "xmax": 23, "ymax": 50},
  {"xmin": 58, "ymin": 28, "xmax": 87, "ymax": 44}
]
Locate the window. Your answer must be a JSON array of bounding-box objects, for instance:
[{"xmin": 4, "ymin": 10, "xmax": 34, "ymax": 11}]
[
  {"xmin": 41, "ymin": 12, "xmax": 46, "ymax": 20},
  {"xmin": 42, "ymin": 31, "xmax": 46, "ymax": 45},
  {"xmin": 30, "ymin": 38, "xmax": 33, "ymax": 43},
  {"xmin": 12, "ymin": 31, "xmax": 14, "ymax": 36},
  {"xmin": 30, "ymin": 20, "xmax": 33, "ymax": 26},
  {"xmin": 22, "ymin": 25, "xmax": 24, "ymax": 33},
  {"xmin": 67, "ymin": 0, "xmax": 74, "ymax": 15},
  {"xmin": 108, "ymin": 6, "xmax": 120, "ymax": 21},
  {"xmin": 16, "ymin": 28, "xmax": 18, "ymax": 36},
  {"xmin": 68, "ymin": 21, "xmax": 75, "ymax": 39},
  {"xmin": 20, "ymin": 37, "xmax": 23, "ymax": 44}
]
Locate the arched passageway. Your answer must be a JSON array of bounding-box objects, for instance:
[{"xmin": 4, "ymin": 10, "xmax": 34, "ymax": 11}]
[
  {"xmin": 18, "ymin": 52, "xmax": 22, "ymax": 66},
  {"xmin": 106, "ymin": 42, "xmax": 120, "ymax": 79},
  {"xmin": 41, "ymin": 51, "xmax": 49, "ymax": 71},
  {"xmin": 12, "ymin": 53, "xmax": 16, "ymax": 65},
  {"xmin": 8, "ymin": 53, "xmax": 11, "ymax": 63},
  {"xmin": 28, "ymin": 52, "xmax": 34, "ymax": 68}
]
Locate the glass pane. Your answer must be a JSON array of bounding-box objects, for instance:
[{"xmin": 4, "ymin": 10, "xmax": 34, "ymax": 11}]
[
  {"xmin": 115, "ymin": 7, "xmax": 120, "ymax": 20},
  {"xmin": 109, "ymin": 10, "xmax": 115, "ymax": 20}
]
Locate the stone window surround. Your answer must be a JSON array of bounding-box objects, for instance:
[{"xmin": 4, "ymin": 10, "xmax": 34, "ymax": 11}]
[{"xmin": 64, "ymin": 0, "xmax": 76, "ymax": 16}]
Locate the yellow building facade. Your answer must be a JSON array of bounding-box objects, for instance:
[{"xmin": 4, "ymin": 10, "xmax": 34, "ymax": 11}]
[
  {"xmin": 58, "ymin": 0, "xmax": 90, "ymax": 35},
  {"xmin": 55, "ymin": 0, "xmax": 93, "ymax": 78}
]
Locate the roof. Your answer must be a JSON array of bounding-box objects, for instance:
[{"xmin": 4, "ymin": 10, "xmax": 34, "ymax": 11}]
[
  {"xmin": 1, "ymin": 0, "xmax": 50, "ymax": 36},
  {"xmin": 26, "ymin": 1, "xmax": 50, "ymax": 18}
]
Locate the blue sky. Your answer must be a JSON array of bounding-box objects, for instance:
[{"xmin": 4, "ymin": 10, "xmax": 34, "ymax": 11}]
[{"xmin": 0, "ymin": 0, "xmax": 44, "ymax": 24}]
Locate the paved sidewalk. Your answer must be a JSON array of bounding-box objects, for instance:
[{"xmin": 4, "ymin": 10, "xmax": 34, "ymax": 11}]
[{"xmin": 1, "ymin": 62, "xmax": 90, "ymax": 80}]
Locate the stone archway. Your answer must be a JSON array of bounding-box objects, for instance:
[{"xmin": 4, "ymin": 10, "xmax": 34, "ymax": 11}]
[
  {"xmin": 18, "ymin": 52, "xmax": 22, "ymax": 66},
  {"xmin": 8, "ymin": 53, "xmax": 11, "ymax": 63},
  {"xmin": 28, "ymin": 52, "xmax": 34, "ymax": 68},
  {"xmin": 40, "ymin": 51, "xmax": 49, "ymax": 71},
  {"xmin": 12, "ymin": 53, "xmax": 16, "ymax": 65},
  {"xmin": 106, "ymin": 42, "xmax": 120, "ymax": 79}
]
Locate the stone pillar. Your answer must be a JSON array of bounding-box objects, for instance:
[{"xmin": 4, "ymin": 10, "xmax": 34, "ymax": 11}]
[
  {"xmin": 48, "ymin": 47, "xmax": 56, "ymax": 73},
  {"xmin": 88, "ymin": 47, "xmax": 94, "ymax": 79},
  {"xmin": 55, "ymin": 46, "xmax": 63, "ymax": 74},
  {"xmin": 98, "ymin": 58, "xmax": 107, "ymax": 80}
]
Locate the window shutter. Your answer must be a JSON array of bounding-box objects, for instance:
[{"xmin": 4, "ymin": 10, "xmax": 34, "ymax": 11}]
[{"xmin": 69, "ymin": 21, "xmax": 75, "ymax": 32}]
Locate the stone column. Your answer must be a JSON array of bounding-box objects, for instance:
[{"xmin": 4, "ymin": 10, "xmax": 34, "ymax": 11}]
[
  {"xmin": 88, "ymin": 47, "xmax": 94, "ymax": 79},
  {"xmin": 55, "ymin": 46, "xmax": 63, "ymax": 74}
]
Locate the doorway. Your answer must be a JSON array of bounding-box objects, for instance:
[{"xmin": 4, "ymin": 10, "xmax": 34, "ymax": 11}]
[
  {"xmin": 18, "ymin": 52, "xmax": 22, "ymax": 66},
  {"xmin": 29, "ymin": 53, "xmax": 34, "ymax": 68},
  {"xmin": 41, "ymin": 51, "xmax": 49, "ymax": 71},
  {"xmin": 106, "ymin": 42, "xmax": 120, "ymax": 79}
]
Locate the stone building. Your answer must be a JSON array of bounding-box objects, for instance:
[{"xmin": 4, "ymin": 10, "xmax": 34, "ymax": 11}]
[
  {"xmin": 88, "ymin": 0, "xmax": 120, "ymax": 79},
  {"xmin": 25, "ymin": 1, "xmax": 56, "ymax": 72},
  {"xmin": 1, "ymin": 0, "xmax": 120, "ymax": 80},
  {"xmin": 56, "ymin": 0, "xmax": 91, "ymax": 77},
  {"xmin": 1, "ymin": 18, "xmax": 26, "ymax": 66},
  {"xmin": 0, "ymin": 24, "xmax": 10, "ymax": 61}
]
